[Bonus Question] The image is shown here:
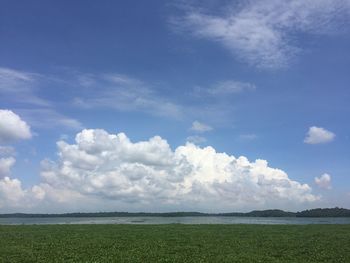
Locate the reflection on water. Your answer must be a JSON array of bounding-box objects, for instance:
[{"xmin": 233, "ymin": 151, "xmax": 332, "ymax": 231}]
[{"xmin": 1, "ymin": 216, "xmax": 350, "ymax": 225}]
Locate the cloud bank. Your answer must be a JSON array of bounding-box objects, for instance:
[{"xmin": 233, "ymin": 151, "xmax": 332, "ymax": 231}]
[{"xmin": 0, "ymin": 129, "xmax": 318, "ymax": 212}]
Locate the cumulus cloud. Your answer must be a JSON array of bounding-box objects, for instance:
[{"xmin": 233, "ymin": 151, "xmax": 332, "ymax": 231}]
[
  {"xmin": 304, "ymin": 126, "xmax": 335, "ymax": 144},
  {"xmin": 0, "ymin": 109, "xmax": 32, "ymax": 143},
  {"xmin": 314, "ymin": 173, "xmax": 332, "ymax": 189},
  {"xmin": 0, "ymin": 129, "xmax": 318, "ymax": 212},
  {"xmin": 0, "ymin": 177, "xmax": 26, "ymax": 207},
  {"xmin": 0, "ymin": 157, "xmax": 16, "ymax": 178},
  {"xmin": 173, "ymin": 0, "xmax": 350, "ymax": 69},
  {"xmin": 190, "ymin": 121, "xmax": 212, "ymax": 132},
  {"xmin": 0, "ymin": 177, "xmax": 46, "ymax": 209},
  {"xmin": 0, "ymin": 156, "xmax": 44, "ymax": 210}
]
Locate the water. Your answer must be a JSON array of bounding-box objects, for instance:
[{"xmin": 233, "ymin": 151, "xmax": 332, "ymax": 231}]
[{"xmin": 1, "ymin": 216, "xmax": 350, "ymax": 225}]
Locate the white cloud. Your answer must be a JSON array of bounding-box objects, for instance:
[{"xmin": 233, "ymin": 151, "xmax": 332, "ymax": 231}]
[
  {"xmin": 73, "ymin": 73, "xmax": 182, "ymax": 119},
  {"xmin": 239, "ymin": 134, "xmax": 258, "ymax": 141},
  {"xmin": 193, "ymin": 80, "xmax": 256, "ymax": 98},
  {"xmin": 315, "ymin": 173, "xmax": 332, "ymax": 189},
  {"xmin": 186, "ymin": 135, "xmax": 207, "ymax": 144},
  {"xmin": 0, "ymin": 177, "xmax": 45, "ymax": 209},
  {"xmin": 190, "ymin": 120, "xmax": 212, "ymax": 132},
  {"xmin": 0, "ymin": 156, "xmax": 44, "ymax": 209},
  {"xmin": 0, "ymin": 177, "xmax": 26, "ymax": 207},
  {"xmin": 174, "ymin": 0, "xmax": 350, "ymax": 69},
  {"xmin": 304, "ymin": 126, "xmax": 335, "ymax": 144},
  {"xmin": 1, "ymin": 68, "xmax": 249, "ymax": 127},
  {"xmin": 0, "ymin": 67, "xmax": 83, "ymax": 131},
  {"xmin": 0, "ymin": 129, "xmax": 318, "ymax": 212},
  {"xmin": 0, "ymin": 157, "xmax": 16, "ymax": 178},
  {"xmin": 17, "ymin": 109, "xmax": 83, "ymax": 130},
  {"xmin": 0, "ymin": 67, "xmax": 49, "ymax": 106},
  {"xmin": 0, "ymin": 109, "xmax": 32, "ymax": 143},
  {"xmin": 0, "ymin": 67, "xmax": 33, "ymax": 82},
  {"xmin": 209, "ymin": 81, "xmax": 256, "ymax": 95},
  {"xmin": 0, "ymin": 146, "xmax": 16, "ymax": 156}
]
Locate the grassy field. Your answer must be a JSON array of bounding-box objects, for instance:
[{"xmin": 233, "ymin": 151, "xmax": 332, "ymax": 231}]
[{"xmin": 0, "ymin": 224, "xmax": 349, "ymax": 262}]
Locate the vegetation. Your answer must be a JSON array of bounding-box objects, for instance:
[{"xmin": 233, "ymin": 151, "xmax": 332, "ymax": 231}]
[
  {"xmin": 1, "ymin": 207, "xmax": 349, "ymax": 218},
  {"xmin": 296, "ymin": 207, "xmax": 350, "ymax": 217},
  {"xmin": 0, "ymin": 224, "xmax": 349, "ymax": 262},
  {"xmin": 245, "ymin": 209, "xmax": 296, "ymax": 217}
]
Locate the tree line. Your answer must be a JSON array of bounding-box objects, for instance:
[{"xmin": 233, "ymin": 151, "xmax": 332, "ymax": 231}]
[{"xmin": 1, "ymin": 207, "xmax": 349, "ymax": 218}]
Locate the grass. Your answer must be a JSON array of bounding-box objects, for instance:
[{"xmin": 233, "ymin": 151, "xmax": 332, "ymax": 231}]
[{"xmin": 0, "ymin": 224, "xmax": 349, "ymax": 262}]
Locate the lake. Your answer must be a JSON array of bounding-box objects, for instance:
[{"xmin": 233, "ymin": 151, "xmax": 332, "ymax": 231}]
[{"xmin": 1, "ymin": 216, "xmax": 350, "ymax": 225}]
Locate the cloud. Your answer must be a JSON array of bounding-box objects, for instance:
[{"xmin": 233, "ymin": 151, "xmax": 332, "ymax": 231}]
[
  {"xmin": 186, "ymin": 135, "xmax": 207, "ymax": 144},
  {"xmin": 0, "ymin": 67, "xmax": 49, "ymax": 106},
  {"xmin": 73, "ymin": 73, "xmax": 182, "ymax": 119},
  {"xmin": 0, "ymin": 177, "xmax": 26, "ymax": 207},
  {"xmin": 0, "ymin": 67, "xmax": 83, "ymax": 130},
  {"xmin": 314, "ymin": 173, "xmax": 332, "ymax": 189},
  {"xmin": 304, "ymin": 126, "xmax": 335, "ymax": 144},
  {"xmin": 190, "ymin": 120, "xmax": 213, "ymax": 133},
  {"xmin": 0, "ymin": 146, "xmax": 16, "ymax": 156},
  {"xmin": 1, "ymin": 67, "xmax": 250, "ymax": 127},
  {"xmin": 0, "ymin": 177, "xmax": 45, "ymax": 209},
  {"xmin": 0, "ymin": 157, "xmax": 16, "ymax": 178},
  {"xmin": 239, "ymin": 134, "xmax": 258, "ymax": 141},
  {"xmin": 0, "ymin": 109, "xmax": 32, "ymax": 143},
  {"xmin": 17, "ymin": 109, "xmax": 83, "ymax": 130},
  {"xmin": 0, "ymin": 129, "xmax": 318, "ymax": 212},
  {"xmin": 0, "ymin": 154, "xmax": 45, "ymax": 210},
  {"xmin": 193, "ymin": 80, "xmax": 256, "ymax": 98},
  {"xmin": 173, "ymin": 0, "xmax": 350, "ymax": 69},
  {"xmin": 208, "ymin": 81, "xmax": 256, "ymax": 95},
  {"xmin": 0, "ymin": 151, "xmax": 40, "ymax": 210}
]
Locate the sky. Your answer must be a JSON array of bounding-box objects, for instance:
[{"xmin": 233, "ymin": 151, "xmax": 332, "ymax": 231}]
[{"xmin": 0, "ymin": 0, "xmax": 349, "ymax": 213}]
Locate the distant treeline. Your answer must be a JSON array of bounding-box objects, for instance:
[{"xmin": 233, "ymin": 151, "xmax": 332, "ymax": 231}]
[
  {"xmin": 1, "ymin": 207, "xmax": 349, "ymax": 218},
  {"xmin": 295, "ymin": 207, "xmax": 350, "ymax": 217}
]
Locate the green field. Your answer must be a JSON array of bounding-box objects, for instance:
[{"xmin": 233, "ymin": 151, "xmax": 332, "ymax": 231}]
[{"xmin": 1, "ymin": 224, "xmax": 349, "ymax": 262}]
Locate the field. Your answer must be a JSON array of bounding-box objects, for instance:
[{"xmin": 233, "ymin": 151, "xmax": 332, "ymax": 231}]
[{"xmin": 1, "ymin": 224, "xmax": 349, "ymax": 262}]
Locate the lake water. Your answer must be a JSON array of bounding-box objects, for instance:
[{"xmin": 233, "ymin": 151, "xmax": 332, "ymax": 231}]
[{"xmin": 1, "ymin": 216, "xmax": 350, "ymax": 225}]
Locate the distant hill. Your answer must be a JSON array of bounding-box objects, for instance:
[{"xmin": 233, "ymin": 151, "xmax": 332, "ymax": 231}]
[
  {"xmin": 244, "ymin": 209, "xmax": 295, "ymax": 217},
  {"xmin": 218, "ymin": 209, "xmax": 295, "ymax": 217},
  {"xmin": 0, "ymin": 207, "xmax": 349, "ymax": 218}
]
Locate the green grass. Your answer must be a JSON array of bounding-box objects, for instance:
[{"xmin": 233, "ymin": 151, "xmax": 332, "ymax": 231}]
[{"xmin": 0, "ymin": 224, "xmax": 349, "ymax": 262}]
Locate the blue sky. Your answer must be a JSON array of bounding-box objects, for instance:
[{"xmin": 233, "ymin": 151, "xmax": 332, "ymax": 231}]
[{"xmin": 0, "ymin": 0, "xmax": 349, "ymax": 213}]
